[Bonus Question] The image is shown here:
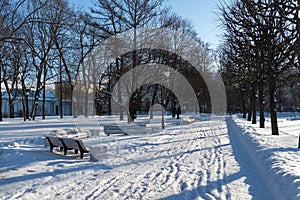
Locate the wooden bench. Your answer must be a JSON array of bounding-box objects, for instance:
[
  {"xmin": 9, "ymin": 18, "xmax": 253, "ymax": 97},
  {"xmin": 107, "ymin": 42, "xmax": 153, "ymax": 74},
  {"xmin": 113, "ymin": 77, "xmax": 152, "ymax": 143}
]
[
  {"xmin": 59, "ymin": 138, "xmax": 89, "ymax": 159},
  {"xmin": 45, "ymin": 136, "xmax": 89, "ymax": 159},
  {"xmin": 104, "ymin": 125, "xmax": 147, "ymax": 136},
  {"xmin": 104, "ymin": 125, "xmax": 128, "ymax": 136},
  {"xmin": 45, "ymin": 136, "xmax": 64, "ymax": 152}
]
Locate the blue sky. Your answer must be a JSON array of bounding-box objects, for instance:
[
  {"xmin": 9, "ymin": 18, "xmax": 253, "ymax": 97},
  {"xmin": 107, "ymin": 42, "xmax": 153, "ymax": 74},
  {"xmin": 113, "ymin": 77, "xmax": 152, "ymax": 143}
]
[
  {"xmin": 168, "ymin": 0, "xmax": 222, "ymax": 49},
  {"xmin": 70, "ymin": 0, "xmax": 223, "ymax": 50}
]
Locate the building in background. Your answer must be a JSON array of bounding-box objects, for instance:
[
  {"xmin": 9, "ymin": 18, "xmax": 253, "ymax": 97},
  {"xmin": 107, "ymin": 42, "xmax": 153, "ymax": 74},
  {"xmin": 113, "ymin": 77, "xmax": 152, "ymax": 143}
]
[{"xmin": 1, "ymin": 84, "xmax": 72, "ymax": 118}]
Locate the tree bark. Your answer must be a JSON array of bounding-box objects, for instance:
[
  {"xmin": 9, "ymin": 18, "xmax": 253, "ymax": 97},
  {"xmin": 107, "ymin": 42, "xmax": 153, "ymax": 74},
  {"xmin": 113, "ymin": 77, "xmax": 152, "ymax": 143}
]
[
  {"xmin": 269, "ymin": 77, "xmax": 279, "ymax": 135},
  {"xmin": 42, "ymin": 64, "xmax": 47, "ymax": 120},
  {"xmin": 251, "ymin": 83, "xmax": 257, "ymax": 124},
  {"xmin": 247, "ymin": 93, "xmax": 252, "ymax": 122},
  {"xmin": 241, "ymin": 87, "xmax": 247, "ymax": 118},
  {"xmin": 258, "ymin": 81, "xmax": 265, "ymax": 128}
]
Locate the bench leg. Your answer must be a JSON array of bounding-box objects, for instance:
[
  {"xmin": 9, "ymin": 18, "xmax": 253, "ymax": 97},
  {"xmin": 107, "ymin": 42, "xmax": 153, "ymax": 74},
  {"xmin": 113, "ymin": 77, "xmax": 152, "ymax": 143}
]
[
  {"xmin": 50, "ymin": 144, "xmax": 54, "ymax": 152},
  {"xmin": 80, "ymin": 151, "xmax": 84, "ymax": 159},
  {"xmin": 74, "ymin": 149, "xmax": 78, "ymax": 154},
  {"xmin": 64, "ymin": 148, "xmax": 68, "ymax": 155}
]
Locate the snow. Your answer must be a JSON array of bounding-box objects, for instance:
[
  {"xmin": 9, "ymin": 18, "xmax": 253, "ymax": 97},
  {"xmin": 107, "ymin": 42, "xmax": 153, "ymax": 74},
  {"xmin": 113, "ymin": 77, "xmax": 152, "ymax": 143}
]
[
  {"xmin": 232, "ymin": 114, "xmax": 300, "ymax": 200},
  {"xmin": 0, "ymin": 113, "xmax": 299, "ymax": 199}
]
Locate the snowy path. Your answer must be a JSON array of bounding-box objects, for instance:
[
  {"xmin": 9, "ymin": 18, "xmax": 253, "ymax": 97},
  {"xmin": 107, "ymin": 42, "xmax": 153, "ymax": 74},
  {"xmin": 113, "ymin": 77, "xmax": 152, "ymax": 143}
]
[{"xmin": 0, "ymin": 117, "xmax": 279, "ymax": 199}]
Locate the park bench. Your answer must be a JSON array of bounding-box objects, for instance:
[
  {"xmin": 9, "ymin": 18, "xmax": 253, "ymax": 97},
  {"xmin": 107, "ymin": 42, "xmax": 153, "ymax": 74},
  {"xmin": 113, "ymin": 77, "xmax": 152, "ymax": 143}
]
[
  {"xmin": 45, "ymin": 136, "xmax": 89, "ymax": 159},
  {"xmin": 104, "ymin": 125, "xmax": 128, "ymax": 136},
  {"xmin": 59, "ymin": 138, "xmax": 89, "ymax": 159},
  {"xmin": 104, "ymin": 124, "xmax": 147, "ymax": 136},
  {"xmin": 45, "ymin": 136, "xmax": 64, "ymax": 152}
]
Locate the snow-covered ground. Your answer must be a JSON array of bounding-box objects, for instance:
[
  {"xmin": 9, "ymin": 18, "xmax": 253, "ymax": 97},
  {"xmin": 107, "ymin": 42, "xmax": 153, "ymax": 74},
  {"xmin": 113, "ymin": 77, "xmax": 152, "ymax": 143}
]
[
  {"xmin": 232, "ymin": 113, "xmax": 300, "ymax": 200},
  {"xmin": 0, "ymin": 113, "xmax": 299, "ymax": 199}
]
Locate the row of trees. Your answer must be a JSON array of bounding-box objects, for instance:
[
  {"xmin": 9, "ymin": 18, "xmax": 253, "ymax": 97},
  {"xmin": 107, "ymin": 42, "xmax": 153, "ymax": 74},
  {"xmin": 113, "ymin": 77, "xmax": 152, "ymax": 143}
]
[
  {"xmin": 75, "ymin": 0, "xmax": 215, "ymax": 121},
  {"xmin": 0, "ymin": 0, "xmax": 99, "ymax": 121},
  {"xmin": 219, "ymin": 0, "xmax": 299, "ymax": 135},
  {"xmin": 0, "ymin": 0, "xmax": 214, "ymax": 121}
]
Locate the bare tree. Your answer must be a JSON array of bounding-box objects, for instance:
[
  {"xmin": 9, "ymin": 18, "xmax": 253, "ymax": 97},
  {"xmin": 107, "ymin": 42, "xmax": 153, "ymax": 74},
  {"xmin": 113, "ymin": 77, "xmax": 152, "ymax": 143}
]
[
  {"xmin": 220, "ymin": 0, "xmax": 299, "ymax": 134},
  {"xmin": 0, "ymin": 0, "xmax": 47, "ymax": 120}
]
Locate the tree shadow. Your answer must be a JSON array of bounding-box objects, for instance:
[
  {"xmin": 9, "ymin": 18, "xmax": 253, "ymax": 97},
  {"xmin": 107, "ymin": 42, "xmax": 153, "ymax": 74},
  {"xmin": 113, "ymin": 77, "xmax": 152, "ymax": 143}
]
[
  {"xmin": 0, "ymin": 145, "xmax": 111, "ymax": 186},
  {"xmin": 159, "ymin": 117, "xmax": 277, "ymax": 200},
  {"xmin": 160, "ymin": 171, "xmax": 243, "ymax": 200},
  {"xmin": 225, "ymin": 117, "xmax": 277, "ymax": 200}
]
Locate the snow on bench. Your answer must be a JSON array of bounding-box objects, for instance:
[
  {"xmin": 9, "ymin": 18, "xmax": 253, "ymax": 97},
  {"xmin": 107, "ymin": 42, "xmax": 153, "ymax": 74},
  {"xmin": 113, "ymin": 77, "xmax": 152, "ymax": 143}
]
[
  {"xmin": 51, "ymin": 128, "xmax": 89, "ymax": 139},
  {"xmin": 181, "ymin": 116, "xmax": 195, "ymax": 124}
]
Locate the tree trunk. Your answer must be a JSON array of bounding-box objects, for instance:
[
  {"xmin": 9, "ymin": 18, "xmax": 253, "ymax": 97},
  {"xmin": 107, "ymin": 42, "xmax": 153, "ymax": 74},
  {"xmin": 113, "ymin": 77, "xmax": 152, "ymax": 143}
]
[
  {"xmin": 118, "ymin": 80, "xmax": 123, "ymax": 120},
  {"xmin": 60, "ymin": 71, "xmax": 63, "ymax": 119},
  {"xmin": 171, "ymin": 99, "xmax": 176, "ymax": 118},
  {"xmin": 84, "ymin": 90, "xmax": 89, "ymax": 117},
  {"xmin": 269, "ymin": 77, "xmax": 279, "ymax": 135},
  {"xmin": 31, "ymin": 97, "xmax": 39, "ymax": 121},
  {"xmin": 9, "ymin": 99, "xmax": 14, "ymax": 118},
  {"xmin": 150, "ymin": 85, "xmax": 158, "ymax": 119},
  {"xmin": 69, "ymin": 86, "xmax": 73, "ymax": 116},
  {"xmin": 22, "ymin": 95, "xmax": 26, "ymax": 121},
  {"xmin": 252, "ymin": 83, "xmax": 257, "ymax": 124},
  {"xmin": 176, "ymin": 105, "xmax": 180, "ymax": 119},
  {"xmin": 25, "ymin": 95, "xmax": 29, "ymax": 121},
  {"xmin": 0, "ymin": 86, "xmax": 2, "ymax": 121},
  {"xmin": 258, "ymin": 81, "xmax": 265, "ymax": 128},
  {"xmin": 247, "ymin": 94, "xmax": 252, "ymax": 122},
  {"xmin": 117, "ymin": 59, "xmax": 123, "ymax": 121},
  {"xmin": 241, "ymin": 86, "xmax": 246, "ymax": 118},
  {"xmin": 42, "ymin": 66, "xmax": 47, "ymax": 120},
  {"xmin": 42, "ymin": 85, "xmax": 46, "ymax": 119},
  {"xmin": 128, "ymin": 100, "xmax": 134, "ymax": 123}
]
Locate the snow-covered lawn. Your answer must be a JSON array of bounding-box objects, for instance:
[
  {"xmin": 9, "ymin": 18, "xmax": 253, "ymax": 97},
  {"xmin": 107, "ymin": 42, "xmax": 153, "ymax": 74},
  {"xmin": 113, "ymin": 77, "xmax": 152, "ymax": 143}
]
[{"xmin": 0, "ymin": 114, "xmax": 299, "ymax": 199}]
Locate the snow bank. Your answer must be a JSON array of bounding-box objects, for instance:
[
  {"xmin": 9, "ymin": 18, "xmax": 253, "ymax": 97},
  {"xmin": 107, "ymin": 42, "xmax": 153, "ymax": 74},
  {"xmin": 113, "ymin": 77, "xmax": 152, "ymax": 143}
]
[{"xmin": 232, "ymin": 115, "xmax": 300, "ymax": 199}]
